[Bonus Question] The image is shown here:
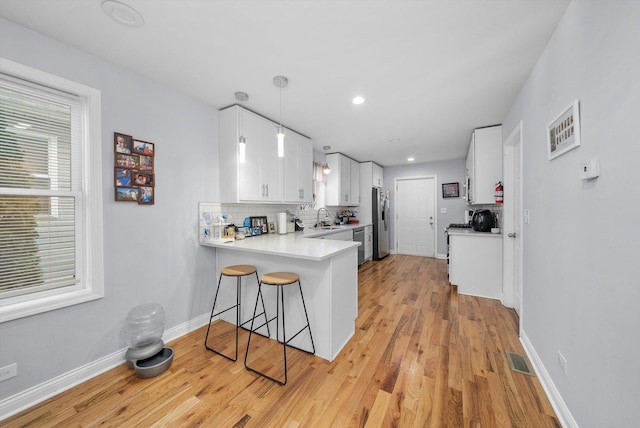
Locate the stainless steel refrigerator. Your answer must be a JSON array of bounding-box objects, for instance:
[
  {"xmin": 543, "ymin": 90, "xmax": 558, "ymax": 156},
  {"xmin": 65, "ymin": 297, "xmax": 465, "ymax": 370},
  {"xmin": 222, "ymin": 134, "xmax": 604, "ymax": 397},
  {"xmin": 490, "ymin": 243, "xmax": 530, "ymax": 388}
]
[{"xmin": 372, "ymin": 187, "xmax": 390, "ymax": 259}]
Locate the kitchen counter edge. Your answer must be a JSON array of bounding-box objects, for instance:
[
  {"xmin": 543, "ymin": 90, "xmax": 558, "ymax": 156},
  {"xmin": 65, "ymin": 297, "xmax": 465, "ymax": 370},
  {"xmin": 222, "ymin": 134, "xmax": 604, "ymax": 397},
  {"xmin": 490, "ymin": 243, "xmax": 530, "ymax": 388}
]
[{"xmin": 200, "ymin": 228, "xmax": 364, "ymax": 261}]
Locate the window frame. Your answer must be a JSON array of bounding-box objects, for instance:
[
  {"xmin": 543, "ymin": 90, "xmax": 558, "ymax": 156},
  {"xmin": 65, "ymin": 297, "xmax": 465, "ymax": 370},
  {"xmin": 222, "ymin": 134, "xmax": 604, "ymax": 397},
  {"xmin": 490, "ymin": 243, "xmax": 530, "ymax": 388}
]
[{"xmin": 0, "ymin": 58, "xmax": 104, "ymax": 323}]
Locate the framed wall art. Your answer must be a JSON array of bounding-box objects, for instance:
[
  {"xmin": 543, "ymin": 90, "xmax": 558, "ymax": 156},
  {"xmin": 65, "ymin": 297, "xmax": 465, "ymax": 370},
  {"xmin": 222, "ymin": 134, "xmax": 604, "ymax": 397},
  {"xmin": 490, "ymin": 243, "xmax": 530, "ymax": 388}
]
[
  {"xmin": 115, "ymin": 153, "xmax": 139, "ymax": 169},
  {"xmin": 548, "ymin": 100, "xmax": 580, "ymax": 160},
  {"xmin": 133, "ymin": 139, "xmax": 154, "ymax": 156},
  {"xmin": 115, "ymin": 186, "xmax": 139, "ymax": 202},
  {"xmin": 114, "ymin": 132, "xmax": 132, "ymax": 154},
  {"xmin": 139, "ymin": 155, "xmax": 154, "ymax": 172},
  {"xmin": 115, "ymin": 167, "xmax": 132, "ymax": 186},
  {"xmin": 114, "ymin": 132, "xmax": 156, "ymax": 204},
  {"xmin": 442, "ymin": 182, "xmax": 460, "ymax": 198},
  {"xmin": 139, "ymin": 186, "xmax": 154, "ymax": 205}
]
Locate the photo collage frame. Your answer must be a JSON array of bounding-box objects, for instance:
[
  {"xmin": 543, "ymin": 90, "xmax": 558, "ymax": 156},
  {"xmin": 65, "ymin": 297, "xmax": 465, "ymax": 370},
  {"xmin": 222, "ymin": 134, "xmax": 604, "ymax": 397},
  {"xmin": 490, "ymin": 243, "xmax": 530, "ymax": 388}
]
[{"xmin": 114, "ymin": 132, "xmax": 155, "ymax": 205}]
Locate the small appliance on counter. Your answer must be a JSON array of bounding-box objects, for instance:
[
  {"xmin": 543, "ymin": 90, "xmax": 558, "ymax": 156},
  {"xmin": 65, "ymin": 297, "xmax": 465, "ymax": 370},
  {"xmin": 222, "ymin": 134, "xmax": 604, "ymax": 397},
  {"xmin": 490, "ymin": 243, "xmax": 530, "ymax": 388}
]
[{"xmin": 471, "ymin": 209, "xmax": 495, "ymax": 232}]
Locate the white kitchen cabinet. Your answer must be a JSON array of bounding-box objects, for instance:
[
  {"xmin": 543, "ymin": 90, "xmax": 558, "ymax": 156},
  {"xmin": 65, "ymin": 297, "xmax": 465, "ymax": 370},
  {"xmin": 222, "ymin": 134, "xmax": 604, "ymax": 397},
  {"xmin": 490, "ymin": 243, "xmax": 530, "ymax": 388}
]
[
  {"xmin": 448, "ymin": 231, "xmax": 502, "ymax": 300},
  {"xmin": 239, "ymin": 112, "xmax": 282, "ymax": 202},
  {"xmin": 361, "ymin": 161, "xmax": 383, "ymax": 188},
  {"xmin": 283, "ymin": 131, "xmax": 313, "ymax": 203},
  {"xmin": 326, "ymin": 153, "xmax": 359, "ymax": 206},
  {"xmin": 350, "ymin": 159, "xmax": 360, "ymax": 206},
  {"xmin": 219, "ymin": 105, "xmax": 311, "ymax": 203},
  {"xmin": 465, "ymin": 125, "xmax": 502, "ymax": 205}
]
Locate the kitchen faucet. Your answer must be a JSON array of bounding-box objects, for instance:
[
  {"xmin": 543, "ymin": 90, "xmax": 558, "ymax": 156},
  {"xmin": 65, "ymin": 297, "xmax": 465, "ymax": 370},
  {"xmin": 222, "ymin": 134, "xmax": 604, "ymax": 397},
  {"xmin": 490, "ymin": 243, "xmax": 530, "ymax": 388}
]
[{"xmin": 316, "ymin": 207, "xmax": 330, "ymax": 228}]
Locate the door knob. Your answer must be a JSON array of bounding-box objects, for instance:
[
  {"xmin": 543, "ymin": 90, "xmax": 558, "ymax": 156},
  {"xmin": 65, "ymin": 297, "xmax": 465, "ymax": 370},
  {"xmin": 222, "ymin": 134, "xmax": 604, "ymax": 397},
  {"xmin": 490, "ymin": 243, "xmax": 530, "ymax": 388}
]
[{"xmin": 508, "ymin": 232, "xmax": 517, "ymax": 238}]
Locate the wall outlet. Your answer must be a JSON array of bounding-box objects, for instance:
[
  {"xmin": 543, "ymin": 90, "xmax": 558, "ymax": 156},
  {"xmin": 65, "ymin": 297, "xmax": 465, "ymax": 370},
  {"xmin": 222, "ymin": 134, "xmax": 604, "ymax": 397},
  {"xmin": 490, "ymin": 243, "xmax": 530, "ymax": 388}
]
[
  {"xmin": 0, "ymin": 363, "xmax": 17, "ymax": 382},
  {"xmin": 557, "ymin": 350, "xmax": 568, "ymax": 375},
  {"xmin": 523, "ymin": 209, "xmax": 530, "ymax": 224},
  {"xmin": 440, "ymin": 207, "xmax": 447, "ymax": 214}
]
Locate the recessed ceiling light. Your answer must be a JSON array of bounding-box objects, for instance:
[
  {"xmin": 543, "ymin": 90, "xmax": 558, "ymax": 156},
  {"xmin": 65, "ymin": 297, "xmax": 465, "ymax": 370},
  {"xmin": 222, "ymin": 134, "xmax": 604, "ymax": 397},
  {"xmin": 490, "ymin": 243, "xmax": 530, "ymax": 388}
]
[
  {"xmin": 408, "ymin": 157, "xmax": 415, "ymax": 162},
  {"xmin": 352, "ymin": 96, "xmax": 365, "ymax": 105},
  {"xmin": 389, "ymin": 138, "xmax": 400, "ymax": 144},
  {"xmin": 323, "ymin": 145, "xmax": 331, "ymax": 151},
  {"xmin": 101, "ymin": 0, "xmax": 144, "ymax": 28}
]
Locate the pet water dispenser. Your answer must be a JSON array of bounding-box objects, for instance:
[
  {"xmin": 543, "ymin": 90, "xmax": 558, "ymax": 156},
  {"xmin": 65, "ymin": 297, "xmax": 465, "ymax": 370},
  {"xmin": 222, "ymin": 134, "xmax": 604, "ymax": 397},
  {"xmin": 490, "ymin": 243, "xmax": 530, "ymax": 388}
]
[{"xmin": 125, "ymin": 303, "xmax": 174, "ymax": 378}]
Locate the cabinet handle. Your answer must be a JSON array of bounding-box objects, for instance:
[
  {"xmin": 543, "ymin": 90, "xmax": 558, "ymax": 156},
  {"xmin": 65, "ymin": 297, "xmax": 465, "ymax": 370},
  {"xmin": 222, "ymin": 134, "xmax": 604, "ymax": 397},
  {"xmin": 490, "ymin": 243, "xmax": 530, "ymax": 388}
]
[{"xmin": 265, "ymin": 184, "xmax": 269, "ymax": 198}]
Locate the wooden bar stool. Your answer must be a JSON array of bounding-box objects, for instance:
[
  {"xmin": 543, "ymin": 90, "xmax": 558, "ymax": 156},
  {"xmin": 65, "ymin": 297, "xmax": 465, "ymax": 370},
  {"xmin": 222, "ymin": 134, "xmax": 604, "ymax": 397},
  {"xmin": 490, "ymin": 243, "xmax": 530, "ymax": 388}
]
[
  {"xmin": 204, "ymin": 264, "xmax": 270, "ymax": 362},
  {"xmin": 244, "ymin": 271, "xmax": 315, "ymax": 385}
]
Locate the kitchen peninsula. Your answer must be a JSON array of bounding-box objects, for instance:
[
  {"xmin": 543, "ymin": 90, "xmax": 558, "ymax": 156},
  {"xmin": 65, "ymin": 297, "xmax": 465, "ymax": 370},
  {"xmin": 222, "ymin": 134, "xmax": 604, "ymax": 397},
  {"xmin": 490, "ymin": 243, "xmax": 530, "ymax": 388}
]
[{"xmin": 200, "ymin": 228, "xmax": 360, "ymax": 361}]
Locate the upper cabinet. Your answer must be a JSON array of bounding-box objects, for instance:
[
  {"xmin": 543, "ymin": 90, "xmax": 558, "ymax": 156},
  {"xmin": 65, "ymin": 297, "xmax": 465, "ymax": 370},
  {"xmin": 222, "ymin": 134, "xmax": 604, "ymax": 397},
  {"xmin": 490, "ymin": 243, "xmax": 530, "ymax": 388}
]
[
  {"xmin": 325, "ymin": 153, "xmax": 360, "ymax": 206},
  {"xmin": 465, "ymin": 125, "xmax": 502, "ymax": 205},
  {"xmin": 218, "ymin": 105, "xmax": 313, "ymax": 204},
  {"xmin": 350, "ymin": 159, "xmax": 360, "ymax": 206},
  {"xmin": 360, "ymin": 161, "xmax": 383, "ymax": 188},
  {"xmin": 283, "ymin": 131, "xmax": 313, "ymax": 203}
]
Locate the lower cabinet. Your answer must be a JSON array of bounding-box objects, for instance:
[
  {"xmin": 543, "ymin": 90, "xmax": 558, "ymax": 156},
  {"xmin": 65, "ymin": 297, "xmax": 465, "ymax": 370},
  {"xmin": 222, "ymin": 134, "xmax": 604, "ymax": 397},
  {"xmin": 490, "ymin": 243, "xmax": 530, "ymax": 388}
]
[
  {"xmin": 449, "ymin": 233, "xmax": 502, "ymax": 300},
  {"xmin": 314, "ymin": 229, "xmax": 354, "ymax": 241}
]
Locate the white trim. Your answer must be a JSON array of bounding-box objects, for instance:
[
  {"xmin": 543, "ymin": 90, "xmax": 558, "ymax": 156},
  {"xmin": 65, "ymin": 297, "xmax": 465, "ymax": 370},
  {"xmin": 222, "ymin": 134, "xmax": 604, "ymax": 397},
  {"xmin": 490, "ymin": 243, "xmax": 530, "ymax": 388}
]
[
  {"xmin": 501, "ymin": 121, "xmax": 524, "ymax": 322},
  {"xmin": 0, "ymin": 57, "xmax": 104, "ymax": 323},
  {"xmin": 520, "ymin": 330, "xmax": 578, "ymax": 428},
  {"xmin": 0, "ymin": 312, "xmax": 211, "ymax": 422}
]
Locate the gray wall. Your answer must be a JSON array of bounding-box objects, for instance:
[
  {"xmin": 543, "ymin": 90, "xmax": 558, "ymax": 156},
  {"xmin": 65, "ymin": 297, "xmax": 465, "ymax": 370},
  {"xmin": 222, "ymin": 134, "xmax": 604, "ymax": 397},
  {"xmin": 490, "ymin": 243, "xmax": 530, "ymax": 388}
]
[
  {"xmin": 0, "ymin": 19, "xmax": 218, "ymax": 400},
  {"xmin": 384, "ymin": 159, "xmax": 467, "ymax": 256},
  {"xmin": 502, "ymin": 1, "xmax": 640, "ymax": 426}
]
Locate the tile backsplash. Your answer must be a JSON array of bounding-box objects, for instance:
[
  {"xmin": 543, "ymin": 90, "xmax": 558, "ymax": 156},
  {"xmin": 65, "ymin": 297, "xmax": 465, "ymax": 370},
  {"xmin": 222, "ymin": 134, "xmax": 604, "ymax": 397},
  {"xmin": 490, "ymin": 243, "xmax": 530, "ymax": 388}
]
[{"xmin": 198, "ymin": 202, "xmax": 360, "ymax": 238}]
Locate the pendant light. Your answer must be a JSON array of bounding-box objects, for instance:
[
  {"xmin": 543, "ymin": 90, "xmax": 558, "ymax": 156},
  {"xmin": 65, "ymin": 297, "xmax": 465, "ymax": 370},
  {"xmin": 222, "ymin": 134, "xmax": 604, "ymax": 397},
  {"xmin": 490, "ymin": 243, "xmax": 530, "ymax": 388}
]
[
  {"xmin": 273, "ymin": 76, "xmax": 288, "ymax": 158},
  {"xmin": 235, "ymin": 91, "xmax": 249, "ymax": 163},
  {"xmin": 322, "ymin": 163, "xmax": 331, "ymax": 174}
]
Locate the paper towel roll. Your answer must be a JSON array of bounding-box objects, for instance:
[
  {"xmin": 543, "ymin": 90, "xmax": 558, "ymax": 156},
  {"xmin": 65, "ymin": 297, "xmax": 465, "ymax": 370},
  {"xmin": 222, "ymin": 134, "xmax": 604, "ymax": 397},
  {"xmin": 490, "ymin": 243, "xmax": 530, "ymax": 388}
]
[{"xmin": 277, "ymin": 212, "xmax": 287, "ymax": 234}]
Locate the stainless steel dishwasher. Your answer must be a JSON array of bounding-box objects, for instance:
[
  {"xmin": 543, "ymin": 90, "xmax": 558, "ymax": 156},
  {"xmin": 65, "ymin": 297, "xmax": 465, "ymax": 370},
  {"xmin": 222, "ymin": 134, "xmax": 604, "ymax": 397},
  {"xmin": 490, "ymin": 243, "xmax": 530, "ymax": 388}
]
[{"xmin": 354, "ymin": 227, "xmax": 365, "ymax": 266}]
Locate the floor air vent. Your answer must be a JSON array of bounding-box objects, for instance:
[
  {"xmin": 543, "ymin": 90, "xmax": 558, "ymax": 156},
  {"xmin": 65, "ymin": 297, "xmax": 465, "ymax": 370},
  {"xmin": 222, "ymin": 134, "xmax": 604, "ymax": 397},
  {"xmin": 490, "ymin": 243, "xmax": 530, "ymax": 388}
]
[{"xmin": 505, "ymin": 351, "xmax": 535, "ymax": 376}]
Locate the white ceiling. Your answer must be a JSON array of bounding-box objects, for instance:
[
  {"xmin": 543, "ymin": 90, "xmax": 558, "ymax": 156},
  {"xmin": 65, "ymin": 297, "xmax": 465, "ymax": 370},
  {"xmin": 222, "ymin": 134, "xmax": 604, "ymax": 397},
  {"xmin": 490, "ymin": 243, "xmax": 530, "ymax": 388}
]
[{"xmin": 0, "ymin": 0, "xmax": 570, "ymax": 166}]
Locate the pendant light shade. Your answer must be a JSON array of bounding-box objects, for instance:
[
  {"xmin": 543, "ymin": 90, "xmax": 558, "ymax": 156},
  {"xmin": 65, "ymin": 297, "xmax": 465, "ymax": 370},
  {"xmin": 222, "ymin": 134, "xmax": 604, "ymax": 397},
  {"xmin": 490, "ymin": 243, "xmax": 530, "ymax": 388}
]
[
  {"xmin": 235, "ymin": 91, "xmax": 249, "ymax": 163},
  {"xmin": 277, "ymin": 126, "xmax": 285, "ymax": 157},
  {"xmin": 238, "ymin": 135, "xmax": 246, "ymax": 163},
  {"xmin": 273, "ymin": 76, "xmax": 288, "ymax": 158},
  {"xmin": 322, "ymin": 163, "xmax": 331, "ymax": 174}
]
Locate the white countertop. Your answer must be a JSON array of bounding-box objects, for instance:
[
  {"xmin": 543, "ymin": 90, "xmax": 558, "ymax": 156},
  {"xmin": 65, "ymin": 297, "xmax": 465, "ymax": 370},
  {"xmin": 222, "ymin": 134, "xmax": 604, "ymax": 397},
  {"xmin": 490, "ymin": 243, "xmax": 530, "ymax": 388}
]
[
  {"xmin": 447, "ymin": 228, "xmax": 502, "ymax": 237},
  {"xmin": 200, "ymin": 224, "xmax": 367, "ymax": 261}
]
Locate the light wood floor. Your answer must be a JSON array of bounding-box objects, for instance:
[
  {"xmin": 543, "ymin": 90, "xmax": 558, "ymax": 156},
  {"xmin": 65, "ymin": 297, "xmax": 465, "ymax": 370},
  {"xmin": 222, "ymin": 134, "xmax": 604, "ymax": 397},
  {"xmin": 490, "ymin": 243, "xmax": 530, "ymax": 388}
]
[{"xmin": 4, "ymin": 255, "xmax": 559, "ymax": 427}]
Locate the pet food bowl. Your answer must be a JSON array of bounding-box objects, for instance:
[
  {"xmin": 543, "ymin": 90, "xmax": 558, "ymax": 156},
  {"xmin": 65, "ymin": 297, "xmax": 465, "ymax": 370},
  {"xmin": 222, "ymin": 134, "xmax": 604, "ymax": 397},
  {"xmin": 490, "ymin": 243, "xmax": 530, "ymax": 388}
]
[{"xmin": 133, "ymin": 347, "xmax": 174, "ymax": 379}]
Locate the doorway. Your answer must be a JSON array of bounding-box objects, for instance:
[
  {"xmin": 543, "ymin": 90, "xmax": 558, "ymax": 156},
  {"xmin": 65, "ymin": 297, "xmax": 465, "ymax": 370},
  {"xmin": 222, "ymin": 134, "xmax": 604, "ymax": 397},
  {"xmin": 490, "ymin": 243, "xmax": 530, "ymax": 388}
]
[
  {"xmin": 503, "ymin": 122, "xmax": 523, "ymax": 317},
  {"xmin": 395, "ymin": 176, "xmax": 436, "ymax": 257}
]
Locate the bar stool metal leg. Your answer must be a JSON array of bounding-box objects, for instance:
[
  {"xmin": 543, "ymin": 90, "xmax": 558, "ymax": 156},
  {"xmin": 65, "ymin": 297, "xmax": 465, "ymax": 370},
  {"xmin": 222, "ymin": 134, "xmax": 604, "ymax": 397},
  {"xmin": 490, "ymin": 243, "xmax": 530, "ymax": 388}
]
[
  {"xmin": 205, "ymin": 267, "xmax": 269, "ymax": 362},
  {"xmin": 244, "ymin": 273, "xmax": 315, "ymax": 386}
]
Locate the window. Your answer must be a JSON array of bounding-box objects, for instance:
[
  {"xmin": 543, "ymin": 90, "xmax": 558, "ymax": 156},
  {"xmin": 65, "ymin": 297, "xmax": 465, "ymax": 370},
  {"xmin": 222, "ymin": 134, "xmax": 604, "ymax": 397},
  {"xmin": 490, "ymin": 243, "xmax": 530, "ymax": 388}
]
[{"xmin": 0, "ymin": 58, "xmax": 103, "ymax": 322}]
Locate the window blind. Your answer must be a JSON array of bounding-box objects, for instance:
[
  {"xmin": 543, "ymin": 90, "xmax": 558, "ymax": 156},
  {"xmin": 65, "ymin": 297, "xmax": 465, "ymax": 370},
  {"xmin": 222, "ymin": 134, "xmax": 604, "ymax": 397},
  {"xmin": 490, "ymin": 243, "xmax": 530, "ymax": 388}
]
[{"xmin": 0, "ymin": 78, "xmax": 79, "ymax": 298}]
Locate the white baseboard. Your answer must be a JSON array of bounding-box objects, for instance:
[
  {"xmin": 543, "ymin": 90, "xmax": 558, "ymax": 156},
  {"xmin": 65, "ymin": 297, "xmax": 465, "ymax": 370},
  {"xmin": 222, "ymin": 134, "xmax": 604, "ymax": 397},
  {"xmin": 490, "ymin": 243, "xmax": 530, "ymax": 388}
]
[
  {"xmin": 436, "ymin": 253, "xmax": 447, "ymax": 260},
  {"xmin": 0, "ymin": 312, "xmax": 211, "ymax": 422},
  {"xmin": 520, "ymin": 330, "xmax": 578, "ymax": 428}
]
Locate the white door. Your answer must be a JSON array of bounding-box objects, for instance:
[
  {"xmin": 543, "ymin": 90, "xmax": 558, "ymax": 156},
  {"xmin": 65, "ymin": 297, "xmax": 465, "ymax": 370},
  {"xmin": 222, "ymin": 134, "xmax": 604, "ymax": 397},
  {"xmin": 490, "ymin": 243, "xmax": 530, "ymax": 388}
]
[
  {"xmin": 503, "ymin": 122, "xmax": 523, "ymax": 316},
  {"xmin": 396, "ymin": 177, "xmax": 436, "ymax": 257}
]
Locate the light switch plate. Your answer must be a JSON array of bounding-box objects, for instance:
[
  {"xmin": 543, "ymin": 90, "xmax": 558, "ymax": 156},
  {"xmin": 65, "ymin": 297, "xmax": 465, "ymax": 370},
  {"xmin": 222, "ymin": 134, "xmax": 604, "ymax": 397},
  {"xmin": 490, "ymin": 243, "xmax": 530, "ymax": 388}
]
[{"xmin": 440, "ymin": 208, "xmax": 447, "ymax": 214}]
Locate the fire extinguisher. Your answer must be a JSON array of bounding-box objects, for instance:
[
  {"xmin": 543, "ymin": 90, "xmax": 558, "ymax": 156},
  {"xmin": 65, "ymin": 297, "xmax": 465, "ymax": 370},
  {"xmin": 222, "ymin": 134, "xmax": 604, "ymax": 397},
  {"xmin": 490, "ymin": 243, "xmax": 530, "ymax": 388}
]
[{"xmin": 495, "ymin": 181, "xmax": 503, "ymax": 204}]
